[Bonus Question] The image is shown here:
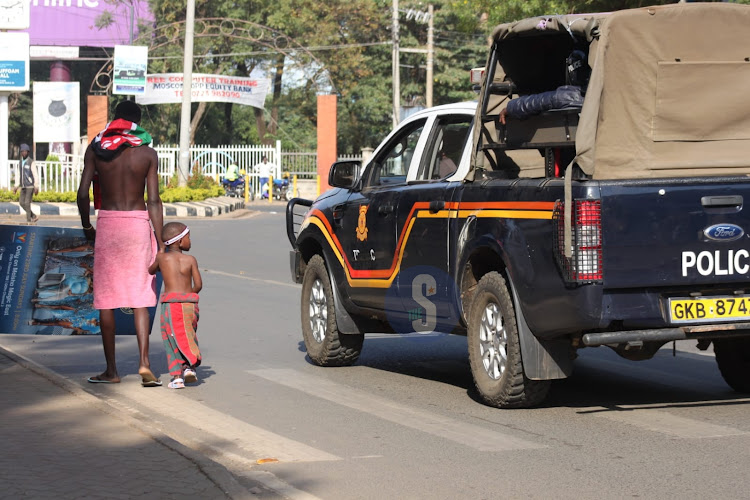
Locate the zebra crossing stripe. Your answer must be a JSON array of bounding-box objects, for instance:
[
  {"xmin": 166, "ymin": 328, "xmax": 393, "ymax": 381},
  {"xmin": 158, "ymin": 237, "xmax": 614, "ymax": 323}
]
[{"xmin": 247, "ymin": 368, "xmax": 546, "ymax": 452}]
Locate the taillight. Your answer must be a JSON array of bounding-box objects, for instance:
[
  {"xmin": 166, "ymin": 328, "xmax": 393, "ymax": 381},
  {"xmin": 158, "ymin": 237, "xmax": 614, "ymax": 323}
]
[{"xmin": 552, "ymin": 199, "xmax": 603, "ymax": 284}]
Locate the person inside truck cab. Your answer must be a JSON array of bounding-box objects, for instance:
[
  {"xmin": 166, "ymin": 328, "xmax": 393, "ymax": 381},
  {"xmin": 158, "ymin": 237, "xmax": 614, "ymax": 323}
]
[{"xmin": 437, "ymin": 149, "xmax": 457, "ymax": 178}]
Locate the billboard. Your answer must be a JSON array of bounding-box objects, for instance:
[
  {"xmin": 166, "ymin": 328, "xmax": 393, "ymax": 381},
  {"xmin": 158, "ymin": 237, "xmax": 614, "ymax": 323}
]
[
  {"xmin": 113, "ymin": 44, "xmax": 148, "ymax": 95},
  {"xmin": 25, "ymin": 0, "xmax": 152, "ymax": 48},
  {"xmin": 0, "ymin": 224, "xmax": 160, "ymax": 335},
  {"xmin": 33, "ymin": 81, "xmax": 80, "ymax": 142},
  {"xmin": 0, "ymin": 33, "xmax": 30, "ymax": 92}
]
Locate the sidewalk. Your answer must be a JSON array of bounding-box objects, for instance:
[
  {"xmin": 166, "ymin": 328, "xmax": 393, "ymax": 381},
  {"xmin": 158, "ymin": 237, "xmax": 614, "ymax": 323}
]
[
  {"xmin": 0, "ymin": 345, "xmax": 258, "ymax": 500},
  {"xmin": 0, "ymin": 196, "xmax": 246, "ymax": 218}
]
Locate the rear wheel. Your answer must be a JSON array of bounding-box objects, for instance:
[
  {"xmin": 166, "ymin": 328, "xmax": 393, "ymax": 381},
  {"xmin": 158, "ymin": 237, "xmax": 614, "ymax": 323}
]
[
  {"xmin": 467, "ymin": 272, "xmax": 550, "ymax": 408},
  {"xmin": 714, "ymin": 337, "xmax": 750, "ymax": 393},
  {"xmin": 301, "ymin": 255, "xmax": 363, "ymax": 366}
]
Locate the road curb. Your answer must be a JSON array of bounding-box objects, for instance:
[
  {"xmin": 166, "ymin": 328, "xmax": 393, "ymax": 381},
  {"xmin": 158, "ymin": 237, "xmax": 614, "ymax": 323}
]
[
  {"xmin": 0, "ymin": 343, "xmax": 255, "ymax": 500},
  {"xmin": 0, "ymin": 196, "xmax": 245, "ymax": 218}
]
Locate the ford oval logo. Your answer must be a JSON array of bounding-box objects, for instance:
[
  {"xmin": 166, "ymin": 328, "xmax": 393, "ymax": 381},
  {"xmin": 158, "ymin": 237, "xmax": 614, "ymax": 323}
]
[{"xmin": 704, "ymin": 223, "xmax": 745, "ymax": 242}]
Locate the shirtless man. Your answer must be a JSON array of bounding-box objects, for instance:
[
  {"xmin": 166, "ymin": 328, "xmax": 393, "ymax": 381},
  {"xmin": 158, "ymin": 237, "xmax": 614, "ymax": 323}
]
[{"xmin": 77, "ymin": 100, "xmax": 165, "ymax": 386}]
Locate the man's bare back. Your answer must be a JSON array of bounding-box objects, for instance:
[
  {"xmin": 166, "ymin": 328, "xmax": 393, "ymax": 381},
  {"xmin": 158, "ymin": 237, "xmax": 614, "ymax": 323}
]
[
  {"xmin": 90, "ymin": 146, "xmax": 158, "ymax": 211},
  {"xmin": 78, "ymin": 142, "xmax": 164, "ymax": 249}
]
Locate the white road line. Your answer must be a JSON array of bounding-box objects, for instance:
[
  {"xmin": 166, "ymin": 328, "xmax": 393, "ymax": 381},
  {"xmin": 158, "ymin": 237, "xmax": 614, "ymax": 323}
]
[
  {"xmin": 593, "ymin": 408, "xmax": 748, "ymax": 439},
  {"xmin": 247, "ymin": 368, "xmax": 546, "ymax": 452},
  {"xmin": 111, "ymin": 382, "xmax": 340, "ymax": 463},
  {"xmin": 203, "ymin": 268, "xmax": 299, "ymax": 288}
]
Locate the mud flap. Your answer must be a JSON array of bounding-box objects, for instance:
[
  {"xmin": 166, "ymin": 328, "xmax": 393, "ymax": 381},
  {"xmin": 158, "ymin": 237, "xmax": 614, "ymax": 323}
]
[
  {"xmin": 510, "ymin": 281, "xmax": 572, "ymax": 380},
  {"xmin": 328, "ymin": 264, "xmax": 362, "ymax": 335}
]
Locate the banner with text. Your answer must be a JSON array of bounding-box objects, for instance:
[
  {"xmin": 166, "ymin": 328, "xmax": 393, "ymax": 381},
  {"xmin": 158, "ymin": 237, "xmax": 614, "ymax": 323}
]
[{"xmin": 136, "ymin": 73, "xmax": 271, "ymax": 108}]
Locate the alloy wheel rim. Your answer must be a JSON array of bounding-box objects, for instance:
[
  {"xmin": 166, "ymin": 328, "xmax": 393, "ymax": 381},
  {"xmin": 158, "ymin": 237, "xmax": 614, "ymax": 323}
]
[
  {"xmin": 309, "ymin": 279, "xmax": 327, "ymax": 343},
  {"xmin": 479, "ymin": 302, "xmax": 508, "ymax": 380}
]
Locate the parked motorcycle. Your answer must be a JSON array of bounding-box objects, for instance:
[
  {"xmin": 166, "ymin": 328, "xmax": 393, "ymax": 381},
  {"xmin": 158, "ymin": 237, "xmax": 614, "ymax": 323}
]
[
  {"xmin": 222, "ymin": 177, "xmax": 254, "ymax": 200},
  {"xmin": 261, "ymin": 177, "xmax": 294, "ymax": 201}
]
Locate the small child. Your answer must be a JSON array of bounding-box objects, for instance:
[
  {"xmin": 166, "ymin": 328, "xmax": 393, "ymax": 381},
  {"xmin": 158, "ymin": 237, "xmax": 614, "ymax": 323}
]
[{"xmin": 149, "ymin": 222, "xmax": 203, "ymax": 389}]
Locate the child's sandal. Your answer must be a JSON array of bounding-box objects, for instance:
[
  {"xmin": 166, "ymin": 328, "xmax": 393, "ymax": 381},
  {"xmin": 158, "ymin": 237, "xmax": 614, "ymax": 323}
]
[
  {"xmin": 168, "ymin": 377, "xmax": 185, "ymax": 389},
  {"xmin": 183, "ymin": 368, "xmax": 198, "ymax": 384}
]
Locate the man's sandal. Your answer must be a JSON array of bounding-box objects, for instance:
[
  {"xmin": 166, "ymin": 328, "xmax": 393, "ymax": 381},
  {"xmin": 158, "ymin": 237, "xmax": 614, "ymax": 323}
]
[{"xmin": 168, "ymin": 377, "xmax": 185, "ymax": 389}]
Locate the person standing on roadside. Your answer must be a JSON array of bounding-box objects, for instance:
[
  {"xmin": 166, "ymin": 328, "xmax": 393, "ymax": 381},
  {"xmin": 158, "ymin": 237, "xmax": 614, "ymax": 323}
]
[
  {"xmin": 77, "ymin": 100, "xmax": 166, "ymax": 387},
  {"xmin": 14, "ymin": 143, "xmax": 39, "ymax": 224},
  {"xmin": 253, "ymin": 155, "xmax": 274, "ymax": 197}
]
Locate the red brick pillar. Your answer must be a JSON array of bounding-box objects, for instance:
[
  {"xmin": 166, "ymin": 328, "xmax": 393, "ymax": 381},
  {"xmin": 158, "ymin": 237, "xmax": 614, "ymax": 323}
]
[
  {"xmin": 87, "ymin": 95, "xmax": 108, "ymax": 141},
  {"xmin": 316, "ymin": 94, "xmax": 337, "ymax": 193}
]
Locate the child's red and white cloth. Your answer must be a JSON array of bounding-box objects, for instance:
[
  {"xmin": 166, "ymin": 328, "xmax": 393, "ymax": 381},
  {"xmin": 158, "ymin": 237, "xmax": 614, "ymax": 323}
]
[{"xmin": 160, "ymin": 292, "xmax": 201, "ymax": 377}]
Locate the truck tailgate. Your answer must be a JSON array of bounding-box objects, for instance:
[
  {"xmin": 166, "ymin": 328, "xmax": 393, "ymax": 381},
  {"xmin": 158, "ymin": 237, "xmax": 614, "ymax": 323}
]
[{"xmin": 600, "ymin": 179, "xmax": 750, "ymax": 289}]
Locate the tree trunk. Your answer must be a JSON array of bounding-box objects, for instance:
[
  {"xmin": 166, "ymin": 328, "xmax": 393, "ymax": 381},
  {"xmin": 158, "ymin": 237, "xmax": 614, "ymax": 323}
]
[{"xmin": 189, "ymin": 101, "xmax": 208, "ymax": 146}]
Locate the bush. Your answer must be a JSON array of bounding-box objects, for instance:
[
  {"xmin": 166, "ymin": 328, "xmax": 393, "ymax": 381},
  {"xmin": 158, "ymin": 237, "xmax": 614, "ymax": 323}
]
[
  {"xmin": 0, "ymin": 189, "xmax": 81, "ymax": 202},
  {"xmin": 167, "ymin": 166, "xmax": 220, "ymax": 191},
  {"xmin": 36, "ymin": 191, "xmax": 78, "ymax": 203},
  {"xmin": 160, "ymin": 186, "xmax": 223, "ymax": 203},
  {"xmin": 0, "ymin": 185, "xmax": 223, "ymax": 204}
]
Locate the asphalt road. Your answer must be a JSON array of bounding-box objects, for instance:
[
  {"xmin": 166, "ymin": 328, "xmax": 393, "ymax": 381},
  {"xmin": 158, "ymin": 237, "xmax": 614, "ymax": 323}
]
[{"xmin": 2, "ymin": 209, "xmax": 750, "ymax": 499}]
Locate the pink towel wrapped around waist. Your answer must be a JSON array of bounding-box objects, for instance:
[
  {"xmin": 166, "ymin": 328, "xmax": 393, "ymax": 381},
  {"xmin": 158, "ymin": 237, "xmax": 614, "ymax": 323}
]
[{"xmin": 93, "ymin": 210, "xmax": 157, "ymax": 309}]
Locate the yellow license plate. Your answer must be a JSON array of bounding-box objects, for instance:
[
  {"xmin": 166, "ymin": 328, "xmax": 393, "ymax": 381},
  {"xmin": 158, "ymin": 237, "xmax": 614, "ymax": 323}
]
[{"xmin": 669, "ymin": 296, "xmax": 750, "ymax": 324}]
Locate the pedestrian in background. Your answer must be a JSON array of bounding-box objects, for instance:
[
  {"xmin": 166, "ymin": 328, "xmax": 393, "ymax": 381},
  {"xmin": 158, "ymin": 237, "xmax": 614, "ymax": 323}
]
[
  {"xmin": 253, "ymin": 155, "xmax": 274, "ymax": 197},
  {"xmin": 14, "ymin": 143, "xmax": 39, "ymax": 224}
]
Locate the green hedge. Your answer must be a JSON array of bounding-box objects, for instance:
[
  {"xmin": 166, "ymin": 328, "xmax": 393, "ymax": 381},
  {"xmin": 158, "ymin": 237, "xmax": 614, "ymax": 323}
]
[
  {"xmin": 0, "ymin": 186, "xmax": 225, "ymax": 203},
  {"xmin": 0, "ymin": 168, "xmax": 225, "ymax": 203}
]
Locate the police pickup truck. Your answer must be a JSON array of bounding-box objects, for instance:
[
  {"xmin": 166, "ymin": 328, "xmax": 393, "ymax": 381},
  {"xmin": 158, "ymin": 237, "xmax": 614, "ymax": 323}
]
[{"xmin": 286, "ymin": 3, "xmax": 750, "ymax": 408}]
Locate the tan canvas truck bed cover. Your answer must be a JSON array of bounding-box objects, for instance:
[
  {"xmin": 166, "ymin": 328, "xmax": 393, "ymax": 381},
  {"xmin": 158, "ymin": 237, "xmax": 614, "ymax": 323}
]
[{"xmin": 473, "ymin": 3, "xmax": 750, "ymax": 180}]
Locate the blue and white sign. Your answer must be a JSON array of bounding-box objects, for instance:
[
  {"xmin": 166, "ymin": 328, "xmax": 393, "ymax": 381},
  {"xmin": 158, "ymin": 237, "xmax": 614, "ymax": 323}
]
[{"xmin": 0, "ymin": 32, "xmax": 30, "ymax": 92}]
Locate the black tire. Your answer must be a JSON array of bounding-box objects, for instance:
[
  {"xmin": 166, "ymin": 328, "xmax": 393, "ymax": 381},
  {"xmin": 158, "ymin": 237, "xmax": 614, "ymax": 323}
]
[
  {"xmin": 467, "ymin": 272, "xmax": 550, "ymax": 408},
  {"xmin": 301, "ymin": 255, "xmax": 363, "ymax": 366},
  {"xmin": 714, "ymin": 337, "xmax": 750, "ymax": 393}
]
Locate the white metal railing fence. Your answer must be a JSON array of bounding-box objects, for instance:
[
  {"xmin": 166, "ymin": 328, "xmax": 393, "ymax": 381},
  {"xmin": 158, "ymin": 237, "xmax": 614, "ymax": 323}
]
[
  {"xmin": 154, "ymin": 142, "xmax": 282, "ymax": 197},
  {"xmin": 3, "ymin": 145, "xmax": 363, "ymax": 193},
  {"xmin": 5, "ymin": 158, "xmax": 85, "ymax": 192}
]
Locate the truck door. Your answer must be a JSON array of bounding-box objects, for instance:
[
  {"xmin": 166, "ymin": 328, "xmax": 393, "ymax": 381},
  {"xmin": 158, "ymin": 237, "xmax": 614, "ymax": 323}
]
[
  {"xmin": 395, "ymin": 115, "xmax": 474, "ymax": 334},
  {"xmin": 334, "ymin": 118, "xmax": 427, "ymax": 310}
]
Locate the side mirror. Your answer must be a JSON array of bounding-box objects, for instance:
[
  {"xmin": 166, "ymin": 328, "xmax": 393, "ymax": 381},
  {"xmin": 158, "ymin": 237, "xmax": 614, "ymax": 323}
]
[{"xmin": 329, "ymin": 160, "xmax": 360, "ymax": 189}]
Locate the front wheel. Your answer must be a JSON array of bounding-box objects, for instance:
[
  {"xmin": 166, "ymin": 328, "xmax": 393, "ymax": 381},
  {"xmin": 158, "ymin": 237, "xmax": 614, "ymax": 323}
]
[
  {"xmin": 714, "ymin": 337, "xmax": 750, "ymax": 393},
  {"xmin": 301, "ymin": 255, "xmax": 363, "ymax": 366},
  {"xmin": 467, "ymin": 272, "xmax": 550, "ymax": 408}
]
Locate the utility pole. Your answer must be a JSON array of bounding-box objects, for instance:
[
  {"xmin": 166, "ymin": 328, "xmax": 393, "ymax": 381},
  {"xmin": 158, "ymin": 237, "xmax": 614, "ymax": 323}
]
[
  {"xmin": 392, "ymin": 0, "xmax": 400, "ymax": 127},
  {"xmin": 396, "ymin": 5, "xmax": 433, "ymax": 111},
  {"xmin": 426, "ymin": 4, "xmax": 433, "ymax": 108},
  {"xmin": 177, "ymin": 0, "xmax": 195, "ymax": 187}
]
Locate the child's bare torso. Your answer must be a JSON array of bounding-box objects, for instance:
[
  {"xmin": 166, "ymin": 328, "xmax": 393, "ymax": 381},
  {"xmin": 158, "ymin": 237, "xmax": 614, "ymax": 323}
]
[{"xmin": 158, "ymin": 252, "xmax": 197, "ymax": 294}]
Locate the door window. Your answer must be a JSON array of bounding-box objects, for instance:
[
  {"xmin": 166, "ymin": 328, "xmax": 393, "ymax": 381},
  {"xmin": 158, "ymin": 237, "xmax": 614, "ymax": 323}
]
[
  {"xmin": 363, "ymin": 119, "xmax": 426, "ymax": 189},
  {"xmin": 417, "ymin": 116, "xmax": 473, "ymax": 181}
]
